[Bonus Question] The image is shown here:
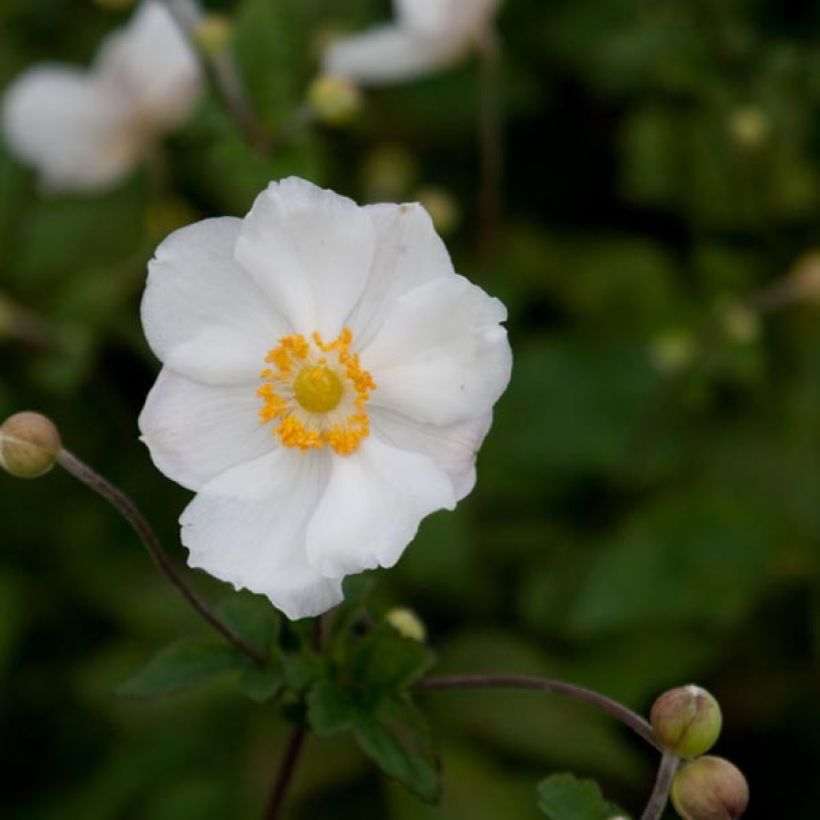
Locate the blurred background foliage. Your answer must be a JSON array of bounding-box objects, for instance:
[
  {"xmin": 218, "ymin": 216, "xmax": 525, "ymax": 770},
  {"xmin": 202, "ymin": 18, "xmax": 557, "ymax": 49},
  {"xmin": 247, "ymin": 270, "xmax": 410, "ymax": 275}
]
[{"xmin": 1, "ymin": 0, "xmax": 819, "ymax": 817}]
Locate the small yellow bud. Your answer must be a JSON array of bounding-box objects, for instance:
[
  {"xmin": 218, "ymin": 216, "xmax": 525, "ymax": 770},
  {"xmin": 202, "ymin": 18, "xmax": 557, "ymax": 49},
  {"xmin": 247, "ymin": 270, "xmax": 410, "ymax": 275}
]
[
  {"xmin": 718, "ymin": 302, "xmax": 760, "ymax": 345},
  {"xmin": 0, "ymin": 412, "xmax": 62, "ymax": 479},
  {"xmin": 308, "ymin": 74, "xmax": 363, "ymax": 127},
  {"xmin": 727, "ymin": 106, "xmax": 769, "ymax": 150},
  {"xmin": 650, "ymin": 330, "xmax": 696, "ymax": 375},
  {"xmin": 385, "ymin": 607, "xmax": 427, "ymax": 643},
  {"xmin": 671, "ymin": 756, "xmax": 749, "ymax": 820},
  {"xmin": 416, "ymin": 187, "xmax": 461, "ymax": 235},
  {"xmin": 192, "ymin": 14, "xmax": 234, "ymax": 55},
  {"xmin": 651, "ymin": 685, "xmax": 722, "ymax": 759}
]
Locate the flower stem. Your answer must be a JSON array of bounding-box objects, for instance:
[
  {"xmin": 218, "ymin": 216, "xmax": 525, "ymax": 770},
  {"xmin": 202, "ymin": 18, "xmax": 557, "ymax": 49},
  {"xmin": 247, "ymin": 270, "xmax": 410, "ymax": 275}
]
[
  {"xmin": 162, "ymin": 0, "xmax": 272, "ymax": 154},
  {"xmin": 640, "ymin": 751, "xmax": 679, "ymax": 820},
  {"xmin": 56, "ymin": 449, "xmax": 267, "ymax": 666},
  {"xmin": 264, "ymin": 726, "xmax": 307, "ymax": 820},
  {"xmin": 418, "ymin": 673, "xmax": 660, "ymax": 750}
]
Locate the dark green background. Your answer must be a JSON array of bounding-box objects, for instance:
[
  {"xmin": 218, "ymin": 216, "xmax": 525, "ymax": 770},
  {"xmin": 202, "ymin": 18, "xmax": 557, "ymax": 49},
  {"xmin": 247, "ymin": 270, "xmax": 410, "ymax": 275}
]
[{"xmin": 1, "ymin": 0, "xmax": 818, "ymax": 816}]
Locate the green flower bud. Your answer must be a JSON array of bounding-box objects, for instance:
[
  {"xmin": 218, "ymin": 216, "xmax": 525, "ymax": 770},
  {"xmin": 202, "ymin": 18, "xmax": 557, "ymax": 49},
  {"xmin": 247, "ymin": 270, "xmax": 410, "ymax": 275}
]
[
  {"xmin": 415, "ymin": 187, "xmax": 461, "ymax": 235},
  {"xmin": 385, "ymin": 607, "xmax": 427, "ymax": 643},
  {"xmin": 192, "ymin": 14, "xmax": 234, "ymax": 55},
  {"xmin": 727, "ymin": 106, "xmax": 769, "ymax": 151},
  {"xmin": 649, "ymin": 330, "xmax": 695, "ymax": 375},
  {"xmin": 308, "ymin": 74, "xmax": 363, "ymax": 127},
  {"xmin": 0, "ymin": 412, "xmax": 62, "ymax": 479},
  {"xmin": 650, "ymin": 685, "xmax": 722, "ymax": 758},
  {"xmin": 671, "ymin": 756, "xmax": 749, "ymax": 820}
]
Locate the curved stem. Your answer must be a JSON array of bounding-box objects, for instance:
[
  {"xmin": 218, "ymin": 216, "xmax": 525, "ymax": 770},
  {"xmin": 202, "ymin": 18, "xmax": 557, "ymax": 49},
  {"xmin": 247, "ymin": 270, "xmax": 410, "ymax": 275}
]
[
  {"xmin": 57, "ymin": 449, "xmax": 267, "ymax": 666},
  {"xmin": 418, "ymin": 673, "xmax": 659, "ymax": 750},
  {"xmin": 265, "ymin": 726, "xmax": 307, "ymax": 820},
  {"xmin": 640, "ymin": 751, "xmax": 679, "ymax": 820},
  {"xmin": 163, "ymin": 0, "xmax": 272, "ymax": 154}
]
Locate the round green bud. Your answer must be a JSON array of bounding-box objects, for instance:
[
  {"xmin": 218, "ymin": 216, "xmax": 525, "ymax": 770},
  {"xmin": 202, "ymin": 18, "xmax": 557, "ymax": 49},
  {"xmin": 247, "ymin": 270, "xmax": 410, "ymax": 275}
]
[
  {"xmin": 385, "ymin": 607, "xmax": 427, "ymax": 643},
  {"xmin": 650, "ymin": 685, "xmax": 722, "ymax": 758},
  {"xmin": 416, "ymin": 187, "xmax": 461, "ymax": 236},
  {"xmin": 727, "ymin": 106, "xmax": 769, "ymax": 151},
  {"xmin": 0, "ymin": 412, "xmax": 62, "ymax": 479},
  {"xmin": 308, "ymin": 74, "xmax": 363, "ymax": 127},
  {"xmin": 671, "ymin": 756, "xmax": 749, "ymax": 820},
  {"xmin": 649, "ymin": 330, "xmax": 695, "ymax": 375},
  {"xmin": 719, "ymin": 302, "xmax": 760, "ymax": 345},
  {"xmin": 192, "ymin": 14, "xmax": 234, "ymax": 55}
]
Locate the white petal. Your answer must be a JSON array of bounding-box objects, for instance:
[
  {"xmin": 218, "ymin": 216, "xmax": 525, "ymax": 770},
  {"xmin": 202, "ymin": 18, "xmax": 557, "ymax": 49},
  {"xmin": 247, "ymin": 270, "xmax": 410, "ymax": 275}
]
[
  {"xmin": 322, "ymin": 25, "xmax": 458, "ymax": 85},
  {"xmin": 346, "ymin": 202, "xmax": 454, "ymax": 347},
  {"xmin": 363, "ymin": 275, "xmax": 512, "ymax": 426},
  {"xmin": 2, "ymin": 66, "xmax": 138, "ymax": 191},
  {"xmin": 370, "ymin": 407, "xmax": 492, "ymax": 500},
  {"xmin": 181, "ymin": 448, "xmax": 342, "ymax": 620},
  {"xmin": 235, "ymin": 178, "xmax": 377, "ymax": 338},
  {"xmin": 96, "ymin": 0, "xmax": 201, "ymax": 128},
  {"xmin": 396, "ymin": 0, "xmax": 500, "ymax": 37},
  {"xmin": 305, "ymin": 435, "xmax": 455, "ymax": 577},
  {"xmin": 138, "ymin": 368, "xmax": 274, "ymax": 492},
  {"xmin": 142, "ymin": 217, "xmax": 287, "ymax": 385}
]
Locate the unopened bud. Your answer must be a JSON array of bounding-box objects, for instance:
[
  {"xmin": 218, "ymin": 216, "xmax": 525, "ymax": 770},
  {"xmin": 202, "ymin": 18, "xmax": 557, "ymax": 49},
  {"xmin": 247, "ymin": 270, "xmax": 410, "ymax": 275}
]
[
  {"xmin": 308, "ymin": 74, "xmax": 363, "ymax": 127},
  {"xmin": 650, "ymin": 330, "xmax": 695, "ymax": 375},
  {"xmin": 385, "ymin": 607, "xmax": 427, "ymax": 643},
  {"xmin": 651, "ymin": 685, "xmax": 722, "ymax": 758},
  {"xmin": 727, "ymin": 106, "xmax": 769, "ymax": 150},
  {"xmin": 0, "ymin": 412, "xmax": 62, "ymax": 479},
  {"xmin": 416, "ymin": 187, "xmax": 461, "ymax": 235},
  {"xmin": 718, "ymin": 302, "xmax": 760, "ymax": 345},
  {"xmin": 671, "ymin": 756, "xmax": 749, "ymax": 819},
  {"xmin": 192, "ymin": 14, "xmax": 234, "ymax": 54},
  {"xmin": 788, "ymin": 251, "xmax": 820, "ymax": 303}
]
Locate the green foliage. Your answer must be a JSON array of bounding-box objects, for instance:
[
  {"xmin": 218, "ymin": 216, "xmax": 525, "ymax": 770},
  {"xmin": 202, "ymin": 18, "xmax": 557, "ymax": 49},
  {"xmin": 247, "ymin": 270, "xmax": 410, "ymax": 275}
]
[{"xmin": 537, "ymin": 774, "xmax": 625, "ymax": 820}]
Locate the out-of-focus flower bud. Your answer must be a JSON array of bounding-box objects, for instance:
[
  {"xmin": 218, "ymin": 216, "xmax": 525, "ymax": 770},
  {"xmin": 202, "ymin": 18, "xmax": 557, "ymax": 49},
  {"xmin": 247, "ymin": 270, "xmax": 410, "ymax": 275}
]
[
  {"xmin": 651, "ymin": 685, "xmax": 722, "ymax": 758},
  {"xmin": 727, "ymin": 106, "xmax": 769, "ymax": 151},
  {"xmin": 671, "ymin": 756, "xmax": 749, "ymax": 819},
  {"xmin": 718, "ymin": 302, "xmax": 760, "ymax": 345},
  {"xmin": 0, "ymin": 412, "xmax": 62, "ymax": 479},
  {"xmin": 385, "ymin": 607, "xmax": 427, "ymax": 643},
  {"xmin": 649, "ymin": 330, "xmax": 695, "ymax": 375},
  {"xmin": 788, "ymin": 251, "xmax": 820, "ymax": 303},
  {"xmin": 308, "ymin": 74, "xmax": 363, "ymax": 127},
  {"xmin": 416, "ymin": 186, "xmax": 461, "ymax": 235},
  {"xmin": 362, "ymin": 145, "xmax": 418, "ymax": 202},
  {"xmin": 192, "ymin": 14, "xmax": 234, "ymax": 55}
]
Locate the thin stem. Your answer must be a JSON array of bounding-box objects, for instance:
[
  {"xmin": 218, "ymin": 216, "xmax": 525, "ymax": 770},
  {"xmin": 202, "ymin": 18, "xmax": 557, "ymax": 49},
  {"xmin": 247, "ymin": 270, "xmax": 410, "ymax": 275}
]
[
  {"xmin": 163, "ymin": 0, "xmax": 272, "ymax": 154},
  {"xmin": 476, "ymin": 26, "xmax": 503, "ymax": 263},
  {"xmin": 57, "ymin": 449, "xmax": 267, "ymax": 666},
  {"xmin": 264, "ymin": 726, "xmax": 307, "ymax": 820},
  {"xmin": 640, "ymin": 751, "xmax": 679, "ymax": 820},
  {"xmin": 418, "ymin": 673, "xmax": 659, "ymax": 750}
]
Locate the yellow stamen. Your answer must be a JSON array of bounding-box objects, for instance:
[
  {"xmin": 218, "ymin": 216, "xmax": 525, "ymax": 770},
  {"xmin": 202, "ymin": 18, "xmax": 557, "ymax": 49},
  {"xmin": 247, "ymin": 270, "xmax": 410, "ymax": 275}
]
[{"xmin": 257, "ymin": 327, "xmax": 375, "ymax": 456}]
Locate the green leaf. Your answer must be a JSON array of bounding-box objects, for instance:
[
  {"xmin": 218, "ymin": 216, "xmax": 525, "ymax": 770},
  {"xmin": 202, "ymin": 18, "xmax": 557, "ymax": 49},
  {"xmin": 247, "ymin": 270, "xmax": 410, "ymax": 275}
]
[
  {"xmin": 307, "ymin": 680, "xmax": 359, "ymax": 735},
  {"xmin": 238, "ymin": 659, "xmax": 285, "ymax": 704},
  {"xmin": 354, "ymin": 711, "xmax": 440, "ymax": 804},
  {"xmin": 537, "ymin": 774, "xmax": 624, "ymax": 820},
  {"xmin": 216, "ymin": 591, "xmax": 281, "ymax": 654},
  {"xmin": 117, "ymin": 641, "xmax": 245, "ymax": 698}
]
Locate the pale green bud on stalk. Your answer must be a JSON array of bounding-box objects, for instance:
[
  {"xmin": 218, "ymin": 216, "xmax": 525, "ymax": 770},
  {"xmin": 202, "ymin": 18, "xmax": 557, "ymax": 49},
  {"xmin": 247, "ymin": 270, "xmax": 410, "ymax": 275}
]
[
  {"xmin": 385, "ymin": 607, "xmax": 427, "ymax": 643},
  {"xmin": 671, "ymin": 756, "xmax": 749, "ymax": 819},
  {"xmin": 192, "ymin": 14, "xmax": 234, "ymax": 55},
  {"xmin": 649, "ymin": 330, "xmax": 695, "ymax": 375},
  {"xmin": 308, "ymin": 74, "xmax": 363, "ymax": 127},
  {"xmin": 416, "ymin": 187, "xmax": 461, "ymax": 236},
  {"xmin": 650, "ymin": 684, "xmax": 722, "ymax": 758},
  {"xmin": 0, "ymin": 412, "xmax": 62, "ymax": 479},
  {"xmin": 727, "ymin": 106, "xmax": 769, "ymax": 151}
]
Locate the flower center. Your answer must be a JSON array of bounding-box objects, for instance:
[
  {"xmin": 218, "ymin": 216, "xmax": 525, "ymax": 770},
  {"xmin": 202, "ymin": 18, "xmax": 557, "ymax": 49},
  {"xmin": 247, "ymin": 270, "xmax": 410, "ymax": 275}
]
[
  {"xmin": 293, "ymin": 365, "xmax": 344, "ymax": 413},
  {"xmin": 257, "ymin": 328, "xmax": 375, "ymax": 456}
]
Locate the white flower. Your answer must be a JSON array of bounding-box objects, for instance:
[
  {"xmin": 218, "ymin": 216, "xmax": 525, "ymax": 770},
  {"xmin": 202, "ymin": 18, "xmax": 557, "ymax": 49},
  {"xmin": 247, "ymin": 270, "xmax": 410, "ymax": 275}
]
[
  {"xmin": 138, "ymin": 177, "xmax": 511, "ymax": 619},
  {"xmin": 2, "ymin": 1, "xmax": 201, "ymax": 192},
  {"xmin": 322, "ymin": 0, "xmax": 500, "ymax": 86}
]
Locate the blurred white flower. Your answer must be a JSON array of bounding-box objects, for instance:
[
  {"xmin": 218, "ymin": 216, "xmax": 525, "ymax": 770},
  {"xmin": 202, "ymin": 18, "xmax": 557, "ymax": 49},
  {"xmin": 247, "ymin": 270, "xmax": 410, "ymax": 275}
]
[
  {"xmin": 2, "ymin": 1, "xmax": 202, "ymax": 192},
  {"xmin": 322, "ymin": 0, "xmax": 500, "ymax": 85},
  {"xmin": 139, "ymin": 177, "xmax": 511, "ymax": 619}
]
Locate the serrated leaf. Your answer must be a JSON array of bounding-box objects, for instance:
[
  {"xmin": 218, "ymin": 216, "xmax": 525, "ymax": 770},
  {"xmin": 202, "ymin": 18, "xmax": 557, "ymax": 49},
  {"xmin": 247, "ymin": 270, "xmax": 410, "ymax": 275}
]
[
  {"xmin": 117, "ymin": 641, "xmax": 245, "ymax": 698},
  {"xmin": 307, "ymin": 680, "xmax": 359, "ymax": 735},
  {"xmin": 537, "ymin": 774, "xmax": 624, "ymax": 820},
  {"xmin": 354, "ymin": 714, "xmax": 440, "ymax": 804}
]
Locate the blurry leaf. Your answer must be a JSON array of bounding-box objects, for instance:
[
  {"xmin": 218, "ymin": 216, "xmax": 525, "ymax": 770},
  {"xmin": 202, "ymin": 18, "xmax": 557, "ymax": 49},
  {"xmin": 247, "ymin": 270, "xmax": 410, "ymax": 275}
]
[
  {"xmin": 216, "ymin": 591, "xmax": 281, "ymax": 654},
  {"xmin": 117, "ymin": 640, "xmax": 245, "ymax": 698},
  {"xmin": 537, "ymin": 773, "xmax": 623, "ymax": 820},
  {"xmin": 238, "ymin": 659, "xmax": 285, "ymax": 704},
  {"xmin": 308, "ymin": 680, "xmax": 359, "ymax": 735}
]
